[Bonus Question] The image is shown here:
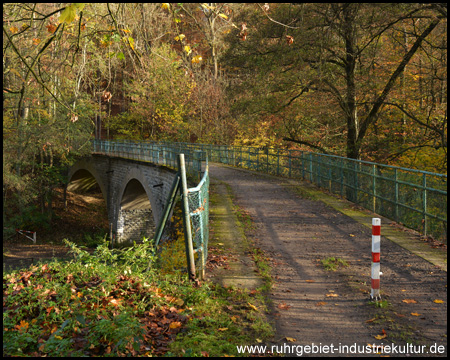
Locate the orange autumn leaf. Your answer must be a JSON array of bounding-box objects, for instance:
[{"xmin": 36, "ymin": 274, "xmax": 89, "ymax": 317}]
[
  {"xmin": 374, "ymin": 334, "xmax": 387, "ymax": 340},
  {"xmin": 411, "ymin": 312, "xmax": 421, "ymax": 316},
  {"xmin": 402, "ymin": 299, "xmax": 417, "ymax": 304},
  {"xmin": 433, "ymin": 299, "xmax": 444, "ymax": 304},
  {"xmin": 16, "ymin": 320, "xmax": 29, "ymax": 332},
  {"xmin": 278, "ymin": 302, "xmax": 291, "ymax": 310},
  {"xmin": 169, "ymin": 321, "xmax": 182, "ymax": 329},
  {"xmin": 315, "ymin": 301, "xmax": 326, "ymax": 306},
  {"xmin": 109, "ymin": 298, "xmax": 121, "ymax": 307},
  {"xmin": 46, "ymin": 23, "xmax": 57, "ymax": 33}
]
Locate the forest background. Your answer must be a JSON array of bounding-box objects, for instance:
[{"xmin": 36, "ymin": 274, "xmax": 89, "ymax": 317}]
[{"xmin": 3, "ymin": 3, "xmax": 447, "ymax": 233}]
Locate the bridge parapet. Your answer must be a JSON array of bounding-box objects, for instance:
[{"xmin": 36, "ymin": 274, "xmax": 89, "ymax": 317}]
[{"xmin": 91, "ymin": 140, "xmax": 205, "ymax": 180}]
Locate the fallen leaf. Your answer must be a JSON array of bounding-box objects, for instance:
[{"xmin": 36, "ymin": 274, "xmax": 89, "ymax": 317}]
[
  {"xmin": 374, "ymin": 334, "xmax": 387, "ymax": 340},
  {"xmin": 365, "ymin": 318, "xmax": 376, "ymax": 323},
  {"xmin": 16, "ymin": 320, "xmax": 29, "ymax": 332},
  {"xmin": 326, "ymin": 293, "xmax": 339, "ymax": 297},
  {"xmin": 286, "ymin": 337, "xmax": 296, "ymax": 342},
  {"xmin": 248, "ymin": 302, "xmax": 258, "ymax": 311},
  {"xmin": 305, "ymin": 280, "xmax": 315, "ymax": 283},
  {"xmin": 411, "ymin": 312, "xmax": 421, "ymax": 316},
  {"xmin": 402, "ymin": 299, "xmax": 417, "ymax": 304},
  {"xmin": 46, "ymin": 23, "xmax": 57, "ymax": 33},
  {"xmin": 278, "ymin": 302, "xmax": 291, "ymax": 310},
  {"xmin": 315, "ymin": 302, "xmax": 326, "ymax": 306},
  {"xmin": 218, "ymin": 327, "xmax": 228, "ymax": 331},
  {"xmin": 169, "ymin": 321, "xmax": 182, "ymax": 329},
  {"xmin": 433, "ymin": 299, "xmax": 444, "ymax": 304},
  {"xmin": 109, "ymin": 298, "xmax": 121, "ymax": 306}
]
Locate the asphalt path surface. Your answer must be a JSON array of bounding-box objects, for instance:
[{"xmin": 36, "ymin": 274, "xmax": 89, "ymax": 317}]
[{"xmin": 209, "ymin": 162, "xmax": 447, "ymax": 357}]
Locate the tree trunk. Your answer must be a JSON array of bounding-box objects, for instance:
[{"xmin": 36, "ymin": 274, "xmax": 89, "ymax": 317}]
[{"xmin": 343, "ymin": 5, "xmax": 359, "ymax": 160}]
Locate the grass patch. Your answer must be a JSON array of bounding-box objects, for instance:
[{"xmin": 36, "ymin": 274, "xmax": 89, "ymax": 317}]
[
  {"xmin": 364, "ymin": 299, "xmax": 422, "ymax": 345},
  {"xmin": 320, "ymin": 256, "xmax": 349, "ymax": 271},
  {"xmin": 368, "ymin": 299, "xmax": 391, "ymax": 308}
]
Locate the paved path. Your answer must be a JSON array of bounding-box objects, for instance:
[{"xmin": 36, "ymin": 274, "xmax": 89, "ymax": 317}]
[{"xmin": 209, "ymin": 163, "xmax": 447, "ymax": 357}]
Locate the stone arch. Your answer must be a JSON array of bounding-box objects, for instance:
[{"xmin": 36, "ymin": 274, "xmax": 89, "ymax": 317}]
[
  {"xmin": 115, "ymin": 168, "xmax": 158, "ymax": 243},
  {"xmin": 67, "ymin": 159, "xmax": 107, "ymax": 204}
]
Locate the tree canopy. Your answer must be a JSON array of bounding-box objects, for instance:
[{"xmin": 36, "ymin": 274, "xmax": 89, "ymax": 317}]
[{"xmin": 3, "ymin": 3, "xmax": 447, "ymax": 231}]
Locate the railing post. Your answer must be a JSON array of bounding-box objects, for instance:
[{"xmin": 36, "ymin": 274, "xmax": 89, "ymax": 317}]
[
  {"xmin": 194, "ymin": 150, "xmax": 202, "ymax": 181},
  {"xmin": 394, "ymin": 168, "xmax": 399, "ymax": 223},
  {"xmin": 372, "ymin": 164, "xmax": 376, "ymax": 213},
  {"xmin": 423, "ymin": 173, "xmax": 427, "ymax": 236},
  {"xmin": 288, "ymin": 150, "xmax": 292, "ymax": 178},
  {"xmin": 178, "ymin": 154, "xmax": 196, "ymax": 281}
]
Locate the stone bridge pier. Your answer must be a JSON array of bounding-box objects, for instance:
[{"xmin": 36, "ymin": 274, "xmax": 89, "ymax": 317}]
[{"xmin": 67, "ymin": 155, "xmax": 177, "ymax": 244}]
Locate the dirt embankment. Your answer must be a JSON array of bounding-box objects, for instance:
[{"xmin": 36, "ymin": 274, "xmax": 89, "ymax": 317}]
[{"xmin": 3, "ymin": 189, "xmax": 109, "ymax": 272}]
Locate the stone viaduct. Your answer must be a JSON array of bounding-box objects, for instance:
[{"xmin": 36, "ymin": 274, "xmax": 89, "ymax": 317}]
[{"xmin": 66, "ymin": 154, "xmax": 177, "ymax": 244}]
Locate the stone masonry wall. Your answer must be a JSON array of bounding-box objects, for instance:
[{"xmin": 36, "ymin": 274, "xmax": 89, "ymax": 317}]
[{"xmin": 118, "ymin": 209, "xmax": 155, "ymax": 243}]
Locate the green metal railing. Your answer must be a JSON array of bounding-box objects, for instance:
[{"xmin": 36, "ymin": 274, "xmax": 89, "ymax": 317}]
[
  {"xmin": 91, "ymin": 139, "xmax": 203, "ymax": 179},
  {"xmin": 151, "ymin": 141, "xmax": 447, "ymax": 242}
]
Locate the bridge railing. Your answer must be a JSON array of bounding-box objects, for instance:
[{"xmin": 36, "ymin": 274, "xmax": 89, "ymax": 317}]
[
  {"xmin": 149, "ymin": 141, "xmax": 447, "ymax": 242},
  {"xmin": 91, "ymin": 139, "xmax": 204, "ymax": 179}
]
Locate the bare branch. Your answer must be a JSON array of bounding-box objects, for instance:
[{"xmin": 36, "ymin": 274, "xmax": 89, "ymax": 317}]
[{"xmin": 257, "ymin": 3, "xmax": 302, "ymax": 29}]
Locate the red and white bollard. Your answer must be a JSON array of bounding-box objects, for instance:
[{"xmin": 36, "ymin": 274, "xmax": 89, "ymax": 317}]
[{"xmin": 371, "ymin": 218, "xmax": 381, "ymax": 300}]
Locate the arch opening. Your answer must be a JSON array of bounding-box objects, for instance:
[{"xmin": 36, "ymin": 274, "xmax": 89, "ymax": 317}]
[
  {"xmin": 65, "ymin": 169, "xmax": 109, "ymax": 245},
  {"xmin": 117, "ymin": 179, "xmax": 155, "ymax": 244},
  {"xmin": 67, "ymin": 169, "xmax": 102, "ymax": 194}
]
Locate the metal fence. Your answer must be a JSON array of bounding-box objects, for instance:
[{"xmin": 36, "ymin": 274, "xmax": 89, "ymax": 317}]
[
  {"xmin": 151, "ymin": 141, "xmax": 447, "ymax": 242},
  {"xmin": 187, "ymin": 161, "xmax": 210, "ymax": 278}
]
